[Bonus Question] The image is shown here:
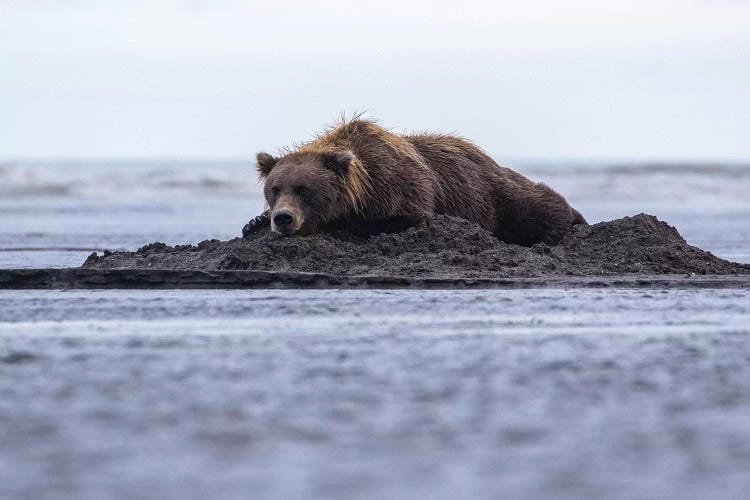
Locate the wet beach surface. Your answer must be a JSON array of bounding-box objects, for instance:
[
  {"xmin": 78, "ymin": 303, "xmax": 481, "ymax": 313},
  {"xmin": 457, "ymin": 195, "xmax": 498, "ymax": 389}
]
[
  {"xmin": 2, "ymin": 161, "xmax": 750, "ymax": 499},
  {"xmin": 3, "ymin": 288, "xmax": 750, "ymax": 499}
]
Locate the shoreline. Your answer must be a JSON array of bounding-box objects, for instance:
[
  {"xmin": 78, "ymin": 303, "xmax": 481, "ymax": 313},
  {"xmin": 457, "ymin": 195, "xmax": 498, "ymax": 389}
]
[{"xmin": 3, "ymin": 268, "xmax": 750, "ymax": 289}]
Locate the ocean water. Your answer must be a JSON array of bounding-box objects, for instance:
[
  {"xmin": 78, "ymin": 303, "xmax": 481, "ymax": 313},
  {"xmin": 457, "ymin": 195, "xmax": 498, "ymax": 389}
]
[
  {"xmin": 2, "ymin": 160, "xmax": 749, "ymax": 268},
  {"xmin": 1, "ymin": 160, "xmax": 750, "ymax": 499}
]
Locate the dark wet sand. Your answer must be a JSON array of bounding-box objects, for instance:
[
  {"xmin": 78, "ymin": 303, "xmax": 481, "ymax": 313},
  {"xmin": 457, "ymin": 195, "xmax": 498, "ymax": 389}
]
[
  {"xmin": 5, "ymin": 213, "xmax": 749, "ymax": 290},
  {"xmin": 4, "ymin": 213, "xmax": 744, "ymax": 290},
  {"xmin": 2, "ymin": 268, "xmax": 750, "ymax": 290},
  {"xmin": 82, "ymin": 214, "xmax": 749, "ymax": 280},
  {"xmin": 7, "ymin": 214, "xmax": 750, "ymax": 288}
]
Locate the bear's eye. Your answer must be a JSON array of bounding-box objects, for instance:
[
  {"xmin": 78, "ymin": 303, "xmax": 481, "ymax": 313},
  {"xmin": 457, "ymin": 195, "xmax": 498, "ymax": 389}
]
[
  {"xmin": 293, "ymin": 185, "xmax": 308, "ymax": 196},
  {"xmin": 271, "ymin": 186, "xmax": 280, "ymax": 196}
]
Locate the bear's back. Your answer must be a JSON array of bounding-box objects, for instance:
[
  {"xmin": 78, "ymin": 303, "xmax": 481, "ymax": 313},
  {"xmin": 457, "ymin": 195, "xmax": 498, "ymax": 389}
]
[
  {"xmin": 291, "ymin": 119, "xmax": 583, "ymax": 244},
  {"xmin": 405, "ymin": 133, "xmax": 583, "ymax": 243},
  {"xmin": 404, "ymin": 133, "xmax": 519, "ymax": 230}
]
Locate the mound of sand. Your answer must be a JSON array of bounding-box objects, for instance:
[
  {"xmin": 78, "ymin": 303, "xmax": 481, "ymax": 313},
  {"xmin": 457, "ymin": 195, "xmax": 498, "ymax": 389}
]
[{"xmin": 82, "ymin": 214, "xmax": 748, "ymax": 278}]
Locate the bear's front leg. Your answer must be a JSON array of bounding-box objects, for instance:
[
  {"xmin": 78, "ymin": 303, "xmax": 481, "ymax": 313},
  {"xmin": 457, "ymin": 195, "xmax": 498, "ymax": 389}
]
[{"xmin": 242, "ymin": 210, "xmax": 271, "ymax": 238}]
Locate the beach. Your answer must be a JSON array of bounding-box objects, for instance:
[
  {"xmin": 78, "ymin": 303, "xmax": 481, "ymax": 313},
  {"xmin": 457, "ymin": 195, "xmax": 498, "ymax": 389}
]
[{"xmin": 2, "ymin": 160, "xmax": 750, "ymax": 499}]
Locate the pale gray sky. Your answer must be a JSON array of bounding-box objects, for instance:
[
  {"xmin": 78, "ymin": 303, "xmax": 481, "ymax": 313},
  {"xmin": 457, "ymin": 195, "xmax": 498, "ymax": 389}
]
[{"xmin": 1, "ymin": 0, "xmax": 749, "ymax": 160}]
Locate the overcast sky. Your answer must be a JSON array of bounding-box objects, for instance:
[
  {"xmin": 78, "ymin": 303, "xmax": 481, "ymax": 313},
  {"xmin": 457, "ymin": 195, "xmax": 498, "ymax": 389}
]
[{"xmin": 1, "ymin": 0, "xmax": 749, "ymax": 160}]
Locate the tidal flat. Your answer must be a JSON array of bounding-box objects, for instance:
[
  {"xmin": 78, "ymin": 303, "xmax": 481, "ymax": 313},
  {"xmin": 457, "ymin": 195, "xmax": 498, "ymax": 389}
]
[{"xmin": 2, "ymin": 160, "xmax": 750, "ymax": 499}]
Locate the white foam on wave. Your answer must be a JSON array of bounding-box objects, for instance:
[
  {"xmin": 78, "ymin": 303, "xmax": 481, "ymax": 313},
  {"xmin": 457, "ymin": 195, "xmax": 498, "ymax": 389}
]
[
  {"xmin": 518, "ymin": 161, "xmax": 750, "ymax": 208},
  {"xmin": 0, "ymin": 160, "xmax": 262, "ymax": 200},
  {"xmin": 1, "ymin": 160, "xmax": 749, "ymax": 209}
]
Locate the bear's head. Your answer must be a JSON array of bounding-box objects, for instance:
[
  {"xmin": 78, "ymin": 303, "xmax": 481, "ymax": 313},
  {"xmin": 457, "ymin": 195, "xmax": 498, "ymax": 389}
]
[{"xmin": 256, "ymin": 150, "xmax": 367, "ymax": 235}]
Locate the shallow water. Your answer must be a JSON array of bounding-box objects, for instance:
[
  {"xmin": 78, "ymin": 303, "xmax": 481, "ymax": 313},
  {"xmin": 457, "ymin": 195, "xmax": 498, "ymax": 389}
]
[
  {"xmin": 1, "ymin": 161, "xmax": 750, "ymax": 499},
  {"xmin": 2, "ymin": 289, "xmax": 750, "ymax": 500}
]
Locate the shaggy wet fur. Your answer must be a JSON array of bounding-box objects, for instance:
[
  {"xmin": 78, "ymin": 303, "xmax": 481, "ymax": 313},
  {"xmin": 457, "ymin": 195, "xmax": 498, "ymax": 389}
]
[{"xmin": 255, "ymin": 118, "xmax": 586, "ymax": 245}]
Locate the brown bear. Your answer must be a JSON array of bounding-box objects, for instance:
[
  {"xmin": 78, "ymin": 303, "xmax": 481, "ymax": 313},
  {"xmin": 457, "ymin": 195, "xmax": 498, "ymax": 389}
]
[{"xmin": 244, "ymin": 118, "xmax": 586, "ymax": 245}]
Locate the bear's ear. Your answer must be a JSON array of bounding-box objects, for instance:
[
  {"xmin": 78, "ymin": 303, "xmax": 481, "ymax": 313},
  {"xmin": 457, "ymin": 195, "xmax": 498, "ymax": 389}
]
[
  {"xmin": 256, "ymin": 152, "xmax": 278, "ymax": 177},
  {"xmin": 322, "ymin": 150, "xmax": 354, "ymax": 177}
]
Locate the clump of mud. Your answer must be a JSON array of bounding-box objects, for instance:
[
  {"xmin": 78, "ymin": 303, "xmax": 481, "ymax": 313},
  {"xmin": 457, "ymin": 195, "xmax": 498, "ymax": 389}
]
[{"xmin": 83, "ymin": 214, "xmax": 749, "ymax": 278}]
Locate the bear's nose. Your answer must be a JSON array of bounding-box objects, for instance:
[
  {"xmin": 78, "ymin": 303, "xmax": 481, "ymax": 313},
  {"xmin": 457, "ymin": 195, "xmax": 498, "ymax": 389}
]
[{"xmin": 273, "ymin": 210, "xmax": 295, "ymax": 228}]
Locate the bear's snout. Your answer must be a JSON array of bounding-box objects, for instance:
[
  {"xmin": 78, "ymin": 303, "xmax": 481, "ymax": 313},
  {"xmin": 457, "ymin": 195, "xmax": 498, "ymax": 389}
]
[
  {"xmin": 271, "ymin": 207, "xmax": 303, "ymax": 235},
  {"xmin": 273, "ymin": 210, "xmax": 294, "ymax": 228}
]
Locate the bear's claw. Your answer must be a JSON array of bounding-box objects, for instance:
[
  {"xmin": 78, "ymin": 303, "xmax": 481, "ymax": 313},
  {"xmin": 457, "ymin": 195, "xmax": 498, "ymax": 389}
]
[{"xmin": 242, "ymin": 212, "xmax": 271, "ymax": 238}]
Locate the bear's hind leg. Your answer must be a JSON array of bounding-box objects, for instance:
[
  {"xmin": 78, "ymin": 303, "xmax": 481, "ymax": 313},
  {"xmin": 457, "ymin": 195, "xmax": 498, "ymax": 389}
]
[{"xmin": 571, "ymin": 208, "xmax": 587, "ymax": 226}]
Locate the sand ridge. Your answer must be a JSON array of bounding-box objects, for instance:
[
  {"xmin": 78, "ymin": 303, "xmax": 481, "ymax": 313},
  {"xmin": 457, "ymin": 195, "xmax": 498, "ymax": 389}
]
[{"xmin": 82, "ymin": 214, "xmax": 749, "ymax": 278}]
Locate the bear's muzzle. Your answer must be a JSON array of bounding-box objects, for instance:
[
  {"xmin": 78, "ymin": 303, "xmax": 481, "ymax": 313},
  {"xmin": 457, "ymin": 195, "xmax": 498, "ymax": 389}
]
[{"xmin": 271, "ymin": 205, "xmax": 304, "ymax": 235}]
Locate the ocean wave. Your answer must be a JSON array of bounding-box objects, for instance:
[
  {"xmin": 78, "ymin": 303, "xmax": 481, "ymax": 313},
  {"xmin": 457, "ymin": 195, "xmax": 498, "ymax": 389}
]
[
  {"xmin": 1, "ymin": 160, "xmax": 749, "ymax": 206},
  {"xmin": 0, "ymin": 160, "xmax": 261, "ymax": 200}
]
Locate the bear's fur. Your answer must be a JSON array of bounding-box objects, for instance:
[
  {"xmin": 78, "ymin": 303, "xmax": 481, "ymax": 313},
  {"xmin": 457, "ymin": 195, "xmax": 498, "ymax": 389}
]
[{"xmin": 252, "ymin": 118, "xmax": 586, "ymax": 245}]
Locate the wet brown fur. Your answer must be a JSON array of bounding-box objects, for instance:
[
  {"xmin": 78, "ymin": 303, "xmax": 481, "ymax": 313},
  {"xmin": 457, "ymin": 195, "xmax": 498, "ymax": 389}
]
[{"xmin": 257, "ymin": 118, "xmax": 586, "ymax": 245}]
